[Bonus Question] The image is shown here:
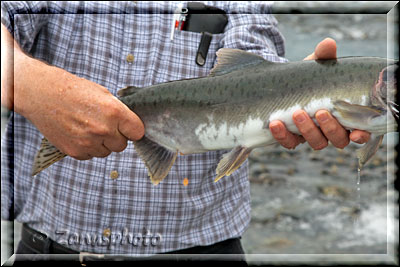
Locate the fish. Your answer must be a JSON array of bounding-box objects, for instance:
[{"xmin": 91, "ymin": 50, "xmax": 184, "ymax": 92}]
[{"xmin": 31, "ymin": 48, "xmax": 398, "ymax": 185}]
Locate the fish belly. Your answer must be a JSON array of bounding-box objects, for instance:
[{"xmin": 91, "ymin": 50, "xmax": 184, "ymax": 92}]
[{"xmin": 194, "ymin": 116, "xmax": 274, "ymax": 151}]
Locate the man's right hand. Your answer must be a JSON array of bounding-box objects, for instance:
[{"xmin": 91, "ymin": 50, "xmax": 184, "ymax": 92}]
[{"xmin": 2, "ymin": 25, "xmax": 144, "ymax": 160}]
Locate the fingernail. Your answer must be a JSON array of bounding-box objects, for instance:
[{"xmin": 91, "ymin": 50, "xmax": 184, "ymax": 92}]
[
  {"xmin": 317, "ymin": 111, "xmax": 329, "ymax": 122},
  {"xmin": 270, "ymin": 123, "xmax": 281, "ymax": 134},
  {"xmin": 353, "ymin": 137, "xmax": 363, "ymax": 144},
  {"xmin": 294, "ymin": 112, "xmax": 306, "ymax": 123}
]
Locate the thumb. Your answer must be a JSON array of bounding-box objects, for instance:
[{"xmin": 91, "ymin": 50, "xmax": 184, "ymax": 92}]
[
  {"xmin": 117, "ymin": 103, "xmax": 145, "ymax": 141},
  {"xmin": 314, "ymin": 37, "xmax": 337, "ymax": 60},
  {"xmin": 304, "ymin": 37, "xmax": 337, "ymax": 60}
]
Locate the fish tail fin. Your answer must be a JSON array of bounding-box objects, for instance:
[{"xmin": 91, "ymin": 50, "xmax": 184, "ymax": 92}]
[
  {"xmin": 32, "ymin": 138, "xmax": 67, "ymax": 176},
  {"xmin": 356, "ymin": 134, "xmax": 383, "ymax": 170},
  {"xmin": 133, "ymin": 136, "xmax": 178, "ymax": 185}
]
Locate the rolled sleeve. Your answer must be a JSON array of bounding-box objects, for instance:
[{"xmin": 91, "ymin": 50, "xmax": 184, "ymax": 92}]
[{"xmin": 219, "ymin": 3, "xmax": 288, "ymax": 63}]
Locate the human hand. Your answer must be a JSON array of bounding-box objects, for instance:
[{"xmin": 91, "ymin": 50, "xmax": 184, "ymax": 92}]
[
  {"xmin": 14, "ymin": 52, "xmax": 144, "ymax": 160},
  {"xmin": 269, "ymin": 37, "xmax": 371, "ymax": 150}
]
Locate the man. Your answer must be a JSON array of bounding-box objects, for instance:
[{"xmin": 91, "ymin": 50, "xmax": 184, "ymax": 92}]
[{"xmin": 1, "ymin": 1, "xmax": 369, "ymax": 263}]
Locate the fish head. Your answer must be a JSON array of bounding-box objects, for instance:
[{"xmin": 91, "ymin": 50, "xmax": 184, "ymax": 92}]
[{"xmin": 374, "ymin": 62, "xmax": 398, "ymax": 123}]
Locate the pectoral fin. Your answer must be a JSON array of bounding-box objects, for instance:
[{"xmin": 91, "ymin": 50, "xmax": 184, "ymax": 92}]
[
  {"xmin": 133, "ymin": 136, "xmax": 178, "ymax": 185},
  {"xmin": 356, "ymin": 134, "xmax": 383, "ymax": 170},
  {"xmin": 32, "ymin": 138, "xmax": 67, "ymax": 176},
  {"xmin": 333, "ymin": 100, "xmax": 383, "ymax": 125},
  {"xmin": 215, "ymin": 146, "xmax": 252, "ymax": 182}
]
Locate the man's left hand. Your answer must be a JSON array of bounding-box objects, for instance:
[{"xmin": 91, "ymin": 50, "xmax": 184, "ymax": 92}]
[{"xmin": 269, "ymin": 37, "xmax": 371, "ymax": 150}]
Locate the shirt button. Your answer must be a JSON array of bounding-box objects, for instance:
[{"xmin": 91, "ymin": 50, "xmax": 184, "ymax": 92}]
[
  {"xmin": 110, "ymin": 170, "xmax": 119, "ymax": 179},
  {"xmin": 103, "ymin": 228, "xmax": 111, "ymax": 237},
  {"xmin": 126, "ymin": 54, "xmax": 134, "ymax": 63}
]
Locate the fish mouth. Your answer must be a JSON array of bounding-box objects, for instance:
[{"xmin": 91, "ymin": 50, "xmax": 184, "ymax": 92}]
[{"xmin": 388, "ymin": 101, "xmax": 399, "ymax": 124}]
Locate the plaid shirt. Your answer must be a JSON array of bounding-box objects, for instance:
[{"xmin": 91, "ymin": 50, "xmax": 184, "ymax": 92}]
[{"xmin": 1, "ymin": 1, "xmax": 286, "ymax": 255}]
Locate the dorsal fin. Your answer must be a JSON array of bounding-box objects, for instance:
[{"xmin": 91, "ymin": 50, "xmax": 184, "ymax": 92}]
[
  {"xmin": 209, "ymin": 48, "xmax": 269, "ymax": 76},
  {"xmin": 117, "ymin": 86, "xmax": 143, "ymax": 97}
]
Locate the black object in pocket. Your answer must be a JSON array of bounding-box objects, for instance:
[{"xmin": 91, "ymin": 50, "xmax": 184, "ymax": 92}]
[
  {"xmin": 183, "ymin": 2, "xmax": 228, "ymax": 66},
  {"xmin": 182, "ymin": 2, "xmax": 228, "ymax": 34}
]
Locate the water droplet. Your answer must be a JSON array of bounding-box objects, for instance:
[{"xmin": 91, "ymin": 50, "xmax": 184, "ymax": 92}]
[
  {"xmin": 356, "ymin": 168, "xmax": 361, "ymax": 198},
  {"xmin": 353, "ymin": 167, "xmax": 362, "ymax": 225}
]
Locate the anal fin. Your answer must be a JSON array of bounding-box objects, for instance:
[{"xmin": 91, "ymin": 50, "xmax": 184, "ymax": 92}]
[
  {"xmin": 133, "ymin": 136, "xmax": 178, "ymax": 185},
  {"xmin": 32, "ymin": 138, "xmax": 67, "ymax": 176},
  {"xmin": 356, "ymin": 134, "xmax": 384, "ymax": 170},
  {"xmin": 215, "ymin": 146, "xmax": 252, "ymax": 182}
]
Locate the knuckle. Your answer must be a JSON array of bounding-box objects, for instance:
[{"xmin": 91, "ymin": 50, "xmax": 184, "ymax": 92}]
[
  {"xmin": 106, "ymin": 102, "xmax": 121, "ymax": 118},
  {"xmin": 68, "ymin": 126, "xmax": 85, "ymax": 137},
  {"xmin": 91, "ymin": 125, "xmax": 111, "ymax": 136},
  {"xmin": 76, "ymin": 139, "xmax": 94, "ymax": 148},
  {"xmin": 300, "ymin": 125, "xmax": 316, "ymax": 137},
  {"xmin": 324, "ymin": 125, "xmax": 338, "ymax": 136}
]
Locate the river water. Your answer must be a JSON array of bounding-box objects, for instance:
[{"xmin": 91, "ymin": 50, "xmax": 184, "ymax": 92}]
[{"xmin": 241, "ymin": 2, "xmax": 398, "ymax": 265}]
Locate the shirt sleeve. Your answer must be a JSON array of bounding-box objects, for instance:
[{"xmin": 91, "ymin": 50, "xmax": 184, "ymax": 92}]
[
  {"xmin": 1, "ymin": 1, "xmax": 50, "ymax": 53},
  {"xmin": 1, "ymin": 1, "xmax": 99, "ymax": 54},
  {"xmin": 219, "ymin": 2, "xmax": 288, "ymax": 63}
]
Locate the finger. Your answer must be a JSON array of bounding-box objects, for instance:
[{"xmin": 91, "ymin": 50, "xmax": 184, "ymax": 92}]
[
  {"xmin": 70, "ymin": 153, "xmax": 92, "ymax": 161},
  {"xmin": 103, "ymin": 129, "xmax": 128, "ymax": 152},
  {"xmin": 88, "ymin": 143, "xmax": 112, "ymax": 158},
  {"xmin": 66, "ymin": 148, "xmax": 92, "ymax": 160},
  {"xmin": 60, "ymin": 142, "xmax": 93, "ymax": 160},
  {"xmin": 269, "ymin": 120, "xmax": 302, "ymax": 149},
  {"xmin": 117, "ymin": 104, "xmax": 145, "ymax": 141},
  {"xmin": 314, "ymin": 37, "xmax": 337, "ymax": 59},
  {"xmin": 350, "ymin": 130, "xmax": 371, "ymax": 144},
  {"xmin": 293, "ymin": 110, "xmax": 328, "ymax": 150},
  {"xmin": 315, "ymin": 110, "xmax": 349, "ymax": 149}
]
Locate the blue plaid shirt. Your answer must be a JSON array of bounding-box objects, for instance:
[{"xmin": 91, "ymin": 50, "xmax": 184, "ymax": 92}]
[{"xmin": 1, "ymin": 1, "xmax": 286, "ymax": 255}]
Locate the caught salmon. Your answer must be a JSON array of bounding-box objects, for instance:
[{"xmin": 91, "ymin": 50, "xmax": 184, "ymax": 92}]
[{"xmin": 32, "ymin": 49, "xmax": 398, "ymax": 185}]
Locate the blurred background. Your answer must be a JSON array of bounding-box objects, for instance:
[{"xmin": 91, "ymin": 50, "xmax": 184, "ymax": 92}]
[
  {"xmin": 242, "ymin": 1, "xmax": 399, "ymax": 265},
  {"xmin": 1, "ymin": 1, "xmax": 398, "ymax": 265}
]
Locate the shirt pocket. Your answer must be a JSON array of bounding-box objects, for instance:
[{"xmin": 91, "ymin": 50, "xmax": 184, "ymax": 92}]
[{"xmin": 146, "ymin": 30, "xmax": 224, "ymax": 84}]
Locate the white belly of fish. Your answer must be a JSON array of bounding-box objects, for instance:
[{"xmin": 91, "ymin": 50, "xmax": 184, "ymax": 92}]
[
  {"xmin": 195, "ymin": 117, "xmax": 273, "ymax": 150},
  {"xmin": 268, "ymin": 97, "xmax": 337, "ymax": 134},
  {"xmin": 194, "ymin": 96, "xmax": 372, "ymax": 151}
]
